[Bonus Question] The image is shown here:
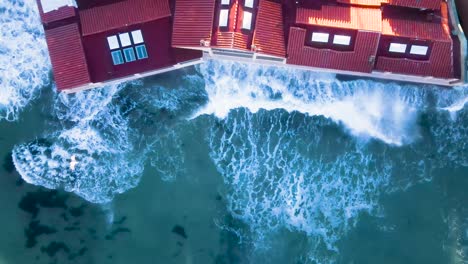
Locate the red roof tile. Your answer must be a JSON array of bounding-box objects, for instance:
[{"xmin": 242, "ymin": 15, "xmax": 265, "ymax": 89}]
[
  {"xmin": 252, "ymin": 0, "xmax": 286, "ymax": 57},
  {"xmin": 295, "ymin": 5, "xmax": 382, "ymax": 32},
  {"xmin": 381, "ymin": 2, "xmax": 451, "ymax": 41},
  {"xmin": 387, "ymin": 0, "xmax": 441, "ymax": 10},
  {"xmin": 376, "ymin": 41, "xmax": 453, "ymax": 78},
  {"xmin": 336, "ymin": 0, "xmax": 382, "ymax": 6},
  {"xmin": 79, "ymin": 0, "xmax": 171, "ymax": 36},
  {"xmin": 45, "ymin": 23, "xmax": 91, "ymax": 90},
  {"xmin": 172, "ymin": 0, "xmax": 216, "ymax": 47},
  {"xmin": 287, "ymin": 27, "xmax": 380, "ymax": 73},
  {"xmin": 36, "ymin": 0, "xmax": 76, "ymax": 24}
]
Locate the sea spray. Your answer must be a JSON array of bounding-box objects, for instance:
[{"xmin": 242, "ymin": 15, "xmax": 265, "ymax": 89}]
[
  {"xmin": 12, "ymin": 84, "xmax": 145, "ymax": 203},
  {"xmin": 207, "ymin": 109, "xmax": 393, "ymax": 262},
  {"xmin": 0, "ymin": 0, "xmax": 50, "ymax": 121}
]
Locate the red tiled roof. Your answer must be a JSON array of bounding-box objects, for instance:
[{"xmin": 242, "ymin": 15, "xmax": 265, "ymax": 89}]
[
  {"xmin": 214, "ymin": 32, "xmax": 250, "ymax": 50},
  {"xmin": 172, "ymin": 0, "xmax": 216, "ymax": 47},
  {"xmin": 36, "ymin": 0, "xmax": 76, "ymax": 24},
  {"xmin": 295, "ymin": 5, "xmax": 382, "ymax": 32},
  {"xmin": 79, "ymin": 0, "xmax": 171, "ymax": 36},
  {"xmin": 381, "ymin": 2, "xmax": 451, "ymax": 41},
  {"xmin": 45, "ymin": 23, "xmax": 91, "ymax": 90},
  {"xmin": 376, "ymin": 41, "xmax": 453, "ymax": 78},
  {"xmin": 252, "ymin": 0, "xmax": 286, "ymax": 57},
  {"xmin": 387, "ymin": 0, "xmax": 441, "ymax": 10},
  {"xmin": 287, "ymin": 27, "xmax": 380, "ymax": 73},
  {"xmin": 336, "ymin": 0, "xmax": 441, "ymax": 10},
  {"xmin": 336, "ymin": 0, "xmax": 382, "ymax": 6}
]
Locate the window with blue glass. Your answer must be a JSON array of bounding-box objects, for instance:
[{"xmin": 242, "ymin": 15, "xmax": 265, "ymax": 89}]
[{"xmin": 106, "ymin": 30, "xmax": 149, "ymax": 65}]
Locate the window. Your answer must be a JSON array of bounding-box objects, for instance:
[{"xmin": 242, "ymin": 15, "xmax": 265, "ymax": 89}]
[
  {"xmin": 311, "ymin": 32, "xmax": 329, "ymax": 43},
  {"xmin": 219, "ymin": 9, "xmax": 229, "ymax": 27},
  {"xmin": 123, "ymin": 48, "xmax": 136, "ymax": 62},
  {"xmin": 107, "ymin": 36, "xmax": 119, "ymax": 50},
  {"xmin": 119, "ymin": 33, "xmax": 131, "ymax": 47},
  {"xmin": 107, "ymin": 30, "xmax": 148, "ymax": 65},
  {"xmin": 409, "ymin": 45, "xmax": 428, "ymax": 56},
  {"xmin": 242, "ymin": 11, "xmax": 252, "ymax": 30},
  {"xmin": 245, "ymin": 0, "xmax": 254, "ymax": 8},
  {"xmin": 389, "ymin": 43, "xmax": 407, "ymax": 53},
  {"xmin": 221, "ymin": 0, "xmax": 229, "ymax": 5},
  {"xmin": 135, "ymin": 45, "xmax": 148, "ymax": 59},
  {"xmin": 333, "ymin": 35, "xmax": 351, "ymax": 46},
  {"xmin": 111, "ymin": 50, "xmax": 124, "ymax": 65},
  {"xmin": 131, "ymin": 30, "xmax": 144, "ymax": 44}
]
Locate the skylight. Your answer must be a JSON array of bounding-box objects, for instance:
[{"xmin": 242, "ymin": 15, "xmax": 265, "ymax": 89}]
[
  {"xmin": 221, "ymin": 0, "xmax": 230, "ymax": 5},
  {"xmin": 245, "ymin": 0, "xmax": 254, "ymax": 8},
  {"xmin": 107, "ymin": 36, "xmax": 119, "ymax": 50},
  {"xmin": 107, "ymin": 30, "xmax": 148, "ymax": 65},
  {"xmin": 219, "ymin": 9, "xmax": 229, "ymax": 27},
  {"xmin": 131, "ymin": 30, "xmax": 144, "ymax": 44},
  {"xmin": 389, "ymin": 43, "xmax": 407, "ymax": 53},
  {"xmin": 311, "ymin": 32, "xmax": 329, "ymax": 43},
  {"xmin": 333, "ymin": 35, "xmax": 351, "ymax": 46},
  {"xmin": 409, "ymin": 45, "xmax": 428, "ymax": 56},
  {"xmin": 242, "ymin": 11, "xmax": 253, "ymax": 30},
  {"xmin": 119, "ymin": 33, "xmax": 131, "ymax": 47}
]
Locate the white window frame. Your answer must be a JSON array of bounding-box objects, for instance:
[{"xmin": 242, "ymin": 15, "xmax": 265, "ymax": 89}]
[
  {"xmin": 221, "ymin": 0, "xmax": 230, "ymax": 5},
  {"xmin": 333, "ymin": 35, "xmax": 351, "ymax": 46},
  {"xmin": 409, "ymin": 45, "xmax": 429, "ymax": 56},
  {"xmin": 219, "ymin": 9, "xmax": 229, "ymax": 27},
  {"xmin": 389, "ymin": 43, "xmax": 407, "ymax": 53},
  {"xmin": 107, "ymin": 35, "xmax": 119, "ymax": 50},
  {"xmin": 242, "ymin": 11, "xmax": 253, "ymax": 30},
  {"xmin": 311, "ymin": 32, "xmax": 329, "ymax": 43},
  {"xmin": 245, "ymin": 0, "xmax": 254, "ymax": 8}
]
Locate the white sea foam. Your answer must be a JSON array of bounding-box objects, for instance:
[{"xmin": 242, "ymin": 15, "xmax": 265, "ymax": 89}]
[
  {"xmin": 208, "ymin": 110, "xmax": 392, "ymax": 262},
  {"xmin": 196, "ymin": 60, "xmax": 468, "ymax": 146},
  {"xmin": 0, "ymin": 0, "xmax": 50, "ymax": 121},
  {"xmin": 12, "ymin": 84, "xmax": 145, "ymax": 203}
]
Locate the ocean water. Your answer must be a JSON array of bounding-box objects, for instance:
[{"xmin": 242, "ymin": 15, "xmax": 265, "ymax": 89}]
[{"xmin": 1, "ymin": 0, "xmax": 468, "ymax": 263}]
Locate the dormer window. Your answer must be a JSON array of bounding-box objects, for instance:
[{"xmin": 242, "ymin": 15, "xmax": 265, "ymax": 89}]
[
  {"xmin": 311, "ymin": 32, "xmax": 329, "ymax": 43},
  {"xmin": 219, "ymin": 9, "xmax": 229, "ymax": 27},
  {"xmin": 242, "ymin": 11, "xmax": 253, "ymax": 30},
  {"xmin": 389, "ymin": 43, "xmax": 407, "ymax": 53},
  {"xmin": 107, "ymin": 29, "xmax": 148, "ymax": 65},
  {"xmin": 409, "ymin": 45, "xmax": 428, "ymax": 56},
  {"xmin": 333, "ymin": 35, "xmax": 351, "ymax": 46}
]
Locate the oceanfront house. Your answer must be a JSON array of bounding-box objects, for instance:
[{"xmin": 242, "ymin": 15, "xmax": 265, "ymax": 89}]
[{"xmin": 36, "ymin": 0, "xmax": 468, "ymax": 92}]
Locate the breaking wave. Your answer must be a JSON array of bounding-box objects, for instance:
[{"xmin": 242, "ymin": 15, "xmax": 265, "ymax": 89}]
[
  {"xmin": 207, "ymin": 109, "xmax": 392, "ymax": 262},
  {"xmin": 196, "ymin": 60, "xmax": 468, "ymax": 146},
  {"xmin": 12, "ymin": 84, "xmax": 145, "ymax": 203},
  {"xmin": 0, "ymin": 0, "xmax": 50, "ymax": 121}
]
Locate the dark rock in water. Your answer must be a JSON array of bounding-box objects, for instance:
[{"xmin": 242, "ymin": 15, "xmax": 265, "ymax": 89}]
[
  {"xmin": 2, "ymin": 151, "xmax": 15, "ymax": 173},
  {"xmin": 69, "ymin": 204, "xmax": 86, "ymax": 217},
  {"xmin": 113, "ymin": 216, "xmax": 127, "ymax": 225},
  {"xmin": 40, "ymin": 241, "xmax": 70, "ymax": 257},
  {"xmin": 25, "ymin": 220, "xmax": 57, "ymax": 248},
  {"xmin": 19, "ymin": 190, "xmax": 68, "ymax": 218},
  {"xmin": 68, "ymin": 247, "xmax": 88, "ymax": 260},
  {"xmin": 105, "ymin": 227, "xmax": 131, "ymax": 240},
  {"xmin": 172, "ymin": 225, "xmax": 187, "ymax": 239}
]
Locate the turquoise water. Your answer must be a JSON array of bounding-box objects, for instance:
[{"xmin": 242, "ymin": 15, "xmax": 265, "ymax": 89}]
[{"xmin": 1, "ymin": 1, "xmax": 468, "ymax": 263}]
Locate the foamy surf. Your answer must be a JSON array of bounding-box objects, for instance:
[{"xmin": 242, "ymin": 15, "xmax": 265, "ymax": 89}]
[
  {"xmin": 12, "ymin": 84, "xmax": 145, "ymax": 203},
  {"xmin": 0, "ymin": 0, "xmax": 50, "ymax": 121},
  {"xmin": 196, "ymin": 60, "xmax": 468, "ymax": 146}
]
